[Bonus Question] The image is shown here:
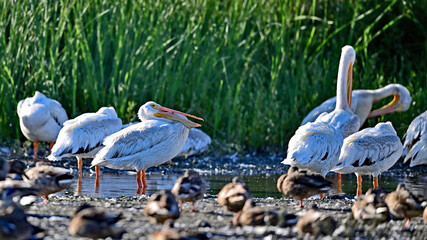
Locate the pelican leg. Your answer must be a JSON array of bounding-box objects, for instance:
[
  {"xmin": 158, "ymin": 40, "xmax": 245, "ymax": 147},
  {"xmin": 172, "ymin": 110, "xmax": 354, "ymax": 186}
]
[
  {"xmin": 94, "ymin": 166, "xmax": 101, "ymax": 189},
  {"xmin": 319, "ymin": 193, "xmax": 324, "ymax": 198},
  {"xmin": 356, "ymin": 175, "xmax": 363, "ymax": 197},
  {"xmin": 77, "ymin": 176, "xmax": 82, "ymax": 194},
  {"xmin": 299, "ymin": 198, "xmax": 303, "ymax": 208},
  {"xmin": 77, "ymin": 157, "xmax": 83, "ymax": 178},
  {"xmin": 136, "ymin": 171, "xmax": 143, "ymax": 188},
  {"xmin": 49, "ymin": 142, "xmax": 54, "ymax": 155},
  {"xmin": 33, "ymin": 141, "xmax": 39, "ymax": 160},
  {"xmin": 140, "ymin": 170, "xmax": 148, "ymax": 187},
  {"xmin": 373, "ymin": 176, "xmax": 379, "ymax": 189},
  {"xmin": 337, "ymin": 173, "xmax": 342, "ymax": 193}
]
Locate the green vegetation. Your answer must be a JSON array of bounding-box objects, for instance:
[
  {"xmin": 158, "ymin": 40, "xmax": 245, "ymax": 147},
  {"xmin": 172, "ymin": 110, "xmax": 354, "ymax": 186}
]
[{"xmin": 1, "ymin": 0, "xmax": 426, "ymax": 152}]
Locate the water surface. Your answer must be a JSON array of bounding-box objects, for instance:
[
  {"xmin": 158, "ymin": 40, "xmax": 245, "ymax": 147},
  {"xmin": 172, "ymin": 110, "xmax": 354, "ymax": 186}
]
[{"xmin": 59, "ymin": 155, "xmax": 427, "ymax": 198}]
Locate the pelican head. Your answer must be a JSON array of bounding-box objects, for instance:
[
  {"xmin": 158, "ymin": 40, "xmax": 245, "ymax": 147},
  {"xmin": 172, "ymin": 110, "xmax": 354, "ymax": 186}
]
[
  {"xmin": 368, "ymin": 84, "xmax": 411, "ymax": 117},
  {"xmin": 97, "ymin": 107, "xmax": 118, "ymax": 118},
  {"xmin": 336, "ymin": 46, "xmax": 356, "ymax": 109},
  {"xmin": 138, "ymin": 101, "xmax": 203, "ymax": 129}
]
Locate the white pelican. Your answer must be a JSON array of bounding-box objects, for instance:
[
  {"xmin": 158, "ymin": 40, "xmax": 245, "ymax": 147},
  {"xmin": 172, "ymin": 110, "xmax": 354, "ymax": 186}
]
[
  {"xmin": 17, "ymin": 91, "xmax": 68, "ymax": 160},
  {"xmin": 331, "ymin": 122, "xmax": 403, "ymax": 196},
  {"xmin": 91, "ymin": 101, "xmax": 203, "ymax": 193},
  {"xmin": 403, "ymin": 110, "xmax": 427, "ymax": 167},
  {"xmin": 122, "ymin": 123, "xmax": 211, "ymax": 158},
  {"xmin": 301, "ymin": 84, "xmax": 411, "ymax": 126},
  {"xmin": 48, "ymin": 107, "xmax": 122, "ymax": 181},
  {"xmin": 282, "ymin": 46, "xmax": 358, "ymax": 176},
  {"xmin": 177, "ymin": 128, "xmax": 211, "ymax": 158}
]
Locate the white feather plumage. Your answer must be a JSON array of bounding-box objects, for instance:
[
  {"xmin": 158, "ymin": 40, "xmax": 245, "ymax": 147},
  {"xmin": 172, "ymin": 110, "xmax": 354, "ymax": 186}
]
[
  {"xmin": 403, "ymin": 111, "xmax": 427, "ymax": 167},
  {"xmin": 331, "ymin": 122, "xmax": 403, "ymax": 177},
  {"xmin": 17, "ymin": 91, "xmax": 68, "ymax": 142},
  {"xmin": 48, "ymin": 107, "xmax": 122, "ymax": 160}
]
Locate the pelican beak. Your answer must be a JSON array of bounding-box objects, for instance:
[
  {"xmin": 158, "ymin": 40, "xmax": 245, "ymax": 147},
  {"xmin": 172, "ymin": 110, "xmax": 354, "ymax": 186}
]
[
  {"xmin": 154, "ymin": 106, "xmax": 203, "ymax": 129},
  {"xmin": 368, "ymin": 94, "xmax": 400, "ymax": 117},
  {"xmin": 347, "ymin": 63, "xmax": 353, "ymax": 108}
]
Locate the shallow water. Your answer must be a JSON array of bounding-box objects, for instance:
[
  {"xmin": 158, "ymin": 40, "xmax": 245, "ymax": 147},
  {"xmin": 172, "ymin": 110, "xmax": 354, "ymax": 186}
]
[{"xmin": 59, "ymin": 155, "xmax": 427, "ymax": 199}]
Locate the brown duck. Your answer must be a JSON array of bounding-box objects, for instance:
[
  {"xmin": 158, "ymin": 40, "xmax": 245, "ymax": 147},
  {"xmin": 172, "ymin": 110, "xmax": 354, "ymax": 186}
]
[
  {"xmin": 297, "ymin": 207, "xmax": 337, "ymax": 237},
  {"xmin": 24, "ymin": 162, "xmax": 73, "ymax": 203},
  {"xmin": 144, "ymin": 189, "xmax": 180, "ymax": 224},
  {"xmin": 277, "ymin": 166, "xmax": 332, "ymax": 208},
  {"xmin": 352, "ymin": 188, "xmax": 389, "ymax": 226},
  {"xmin": 0, "ymin": 204, "xmax": 43, "ymax": 240},
  {"xmin": 171, "ymin": 169, "xmax": 206, "ymax": 212},
  {"xmin": 233, "ymin": 199, "xmax": 297, "ymax": 227},
  {"xmin": 385, "ymin": 183, "xmax": 424, "ymax": 228},
  {"xmin": 68, "ymin": 203, "xmax": 124, "ymax": 239},
  {"xmin": 217, "ymin": 177, "xmax": 252, "ymax": 212}
]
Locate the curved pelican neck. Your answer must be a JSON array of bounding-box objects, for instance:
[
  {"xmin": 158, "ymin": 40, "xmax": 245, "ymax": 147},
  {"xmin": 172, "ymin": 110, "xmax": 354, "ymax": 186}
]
[
  {"xmin": 371, "ymin": 85, "xmax": 398, "ymax": 102},
  {"xmin": 335, "ymin": 47, "xmax": 355, "ymax": 111}
]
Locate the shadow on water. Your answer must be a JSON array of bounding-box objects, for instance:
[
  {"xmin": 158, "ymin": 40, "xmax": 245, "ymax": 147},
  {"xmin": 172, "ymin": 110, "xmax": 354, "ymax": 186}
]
[{"xmin": 56, "ymin": 155, "xmax": 427, "ymax": 199}]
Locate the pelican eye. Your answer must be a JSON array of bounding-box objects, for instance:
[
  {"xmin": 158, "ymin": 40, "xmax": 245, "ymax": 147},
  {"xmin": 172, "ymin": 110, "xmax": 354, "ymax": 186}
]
[{"xmin": 151, "ymin": 104, "xmax": 157, "ymax": 109}]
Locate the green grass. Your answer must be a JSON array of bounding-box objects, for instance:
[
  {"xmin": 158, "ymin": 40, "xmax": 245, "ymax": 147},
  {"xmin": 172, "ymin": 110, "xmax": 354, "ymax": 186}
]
[{"xmin": 1, "ymin": 0, "xmax": 426, "ymax": 152}]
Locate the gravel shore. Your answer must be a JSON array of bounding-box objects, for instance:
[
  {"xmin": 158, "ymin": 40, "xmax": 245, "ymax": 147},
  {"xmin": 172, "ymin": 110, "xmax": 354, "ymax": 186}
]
[{"xmin": 26, "ymin": 194, "xmax": 427, "ymax": 239}]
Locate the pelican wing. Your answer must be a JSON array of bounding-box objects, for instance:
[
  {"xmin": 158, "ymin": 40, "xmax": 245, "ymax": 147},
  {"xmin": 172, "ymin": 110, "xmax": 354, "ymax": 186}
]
[
  {"xmin": 48, "ymin": 99, "xmax": 68, "ymax": 126},
  {"xmin": 336, "ymin": 125, "xmax": 402, "ymax": 171},
  {"xmin": 403, "ymin": 111, "xmax": 427, "ymax": 166},
  {"xmin": 92, "ymin": 121, "xmax": 173, "ymax": 164},
  {"xmin": 283, "ymin": 121, "xmax": 343, "ymax": 175},
  {"xmin": 49, "ymin": 113, "xmax": 122, "ymax": 159}
]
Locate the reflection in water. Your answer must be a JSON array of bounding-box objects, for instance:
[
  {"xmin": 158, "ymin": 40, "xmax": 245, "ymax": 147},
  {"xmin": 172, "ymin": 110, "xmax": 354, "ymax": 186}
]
[{"xmin": 61, "ymin": 170, "xmax": 427, "ymax": 199}]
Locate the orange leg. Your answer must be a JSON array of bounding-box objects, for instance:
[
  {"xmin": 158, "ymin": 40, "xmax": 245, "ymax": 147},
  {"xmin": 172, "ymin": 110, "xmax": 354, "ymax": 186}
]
[
  {"xmin": 403, "ymin": 218, "xmax": 411, "ymax": 228},
  {"xmin": 94, "ymin": 166, "xmax": 101, "ymax": 188},
  {"xmin": 77, "ymin": 176, "xmax": 82, "ymax": 194},
  {"xmin": 337, "ymin": 173, "xmax": 342, "ymax": 193},
  {"xmin": 42, "ymin": 195, "xmax": 49, "ymax": 204},
  {"xmin": 33, "ymin": 141, "xmax": 39, "ymax": 160},
  {"xmin": 140, "ymin": 170, "xmax": 147, "ymax": 187},
  {"xmin": 77, "ymin": 157, "xmax": 83, "ymax": 178},
  {"xmin": 373, "ymin": 176, "xmax": 379, "ymax": 189},
  {"xmin": 136, "ymin": 171, "xmax": 143, "ymax": 188},
  {"xmin": 356, "ymin": 175, "xmax": 363, "ymax": 197},
  {"xmin": 319, "ymin": 194, "xmax": 324, "ymax": 198},
  {"xmin": 136, "ymin": 170, "xmax": 147, "ymax": 195},
  {"xmin": 299, "ymin": 198, "xmax": 304, "ymax": 208},
  {"xmin": 49, "ymin": 142, "xmax": 54, "ymax": 155}
]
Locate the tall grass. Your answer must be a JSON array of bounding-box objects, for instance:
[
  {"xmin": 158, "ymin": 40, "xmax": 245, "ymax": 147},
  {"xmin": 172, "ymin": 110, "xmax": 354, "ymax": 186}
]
[{"xmin": 1, "ymin": 0, "xmax": 426, "ymax": 152}]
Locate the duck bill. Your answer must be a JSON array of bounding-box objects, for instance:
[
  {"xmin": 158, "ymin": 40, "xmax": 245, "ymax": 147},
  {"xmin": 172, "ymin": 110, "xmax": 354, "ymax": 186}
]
[
  {"xmin": 347, "ymin": 63, "xmax": 353, "ymax": 108},
  {"xmin": 368, "ymin": 94, "xmax": 400, "ymax": 117},
  {"xmin": 154, "ymin": 112, "xmax": 202, "ymax": 129}
]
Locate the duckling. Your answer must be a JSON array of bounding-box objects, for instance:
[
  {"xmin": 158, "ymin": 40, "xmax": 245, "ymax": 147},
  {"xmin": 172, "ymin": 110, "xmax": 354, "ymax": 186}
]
[
  {"xmin": 352, "ymin": 188, "xmax": 389, "ymax": 226},
  {"xmin": 217, "ymin": 177, "xmax": 252, "ymax": 212},
  {"xmin": 171, "ymin": 169, "xmax": 206, "ymax": 212},
  {"xmin": 233, "ymin": 199, "xmax": 297, "ymax": 227},
  {"xmin": 297, "ymin": 207, "xmax": 337, "ymax": 237},
  {"xmin": 69, "ymin": 203, "xmax": 124, "ymax": 239},
  {"xmin": 24, "ymin": 162, "xmax": 73, "ymax": 203},
  {"xmin": 277, "ymin": 166, "xmax": 332, "ymax": 208},
  {"xmin": 144, "ymin": 190, "xmax": 180, "ymax": 224},
  {"xmin": 385, "ymin": 183, "xmax": 424, "ymax": 228},
  {"xmin": 0, "ymin": 204, "xmax": 42, "ymax": 240}
]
